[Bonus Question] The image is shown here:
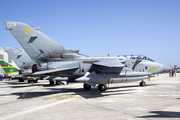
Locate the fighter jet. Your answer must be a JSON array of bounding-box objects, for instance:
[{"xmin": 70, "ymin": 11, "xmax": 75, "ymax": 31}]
[{"xmin": 3, "ymin": 21, "xmax": 171, "ymax": 91}]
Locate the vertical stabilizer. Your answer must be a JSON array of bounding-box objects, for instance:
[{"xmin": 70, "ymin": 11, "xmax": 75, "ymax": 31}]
[
  {"xmin": 4, "ymin": 47, "xmax": 35, "ymax": 70},
  {"xmin": 3, "ymin": 21, "xmax": 70, "ymax": 61},
  {"xmin": 0, "ymin": 60, "xmax": 20, "ymax": 75}
]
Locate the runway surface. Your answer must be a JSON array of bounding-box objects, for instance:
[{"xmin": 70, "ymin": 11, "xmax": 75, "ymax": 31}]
[{"xmin": 0, "ymin": 73, "xmax": 180, "ymax": 120}]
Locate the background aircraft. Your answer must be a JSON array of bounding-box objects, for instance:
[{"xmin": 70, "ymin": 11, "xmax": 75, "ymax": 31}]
[
  {"xmin": 4, "ymin": 47, "xmax": 41, "ymax": 83},
  {"xmin": 4, "ymin": 47, "xmax": 68, "ymax": 85},
  {"xmin": 0, "ymin": 59, "xmax": 20, "ymax": 77},
  {"xmin": 3, "ymin": 21, "xmax": 171, "ymax": 91}
]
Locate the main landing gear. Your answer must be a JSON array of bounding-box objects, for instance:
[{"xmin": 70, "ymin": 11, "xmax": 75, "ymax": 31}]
[
  {"xmin": 49, "ymin": 80, "xmax": 54, "ymax": 85},
  {"xmin": 98, "ymin": 84, "xmax": 107, "ymax": 92},
  {"xmin": 56, "ymin": 81, "xmax": 60, "ymax": 85},
  {"xmin": 83, "ymin": 83, "xmax": 91, "ymax": 90},
  {"xmin": 18, "ymin": 78, "xmax": 24, "ymax": 82},
  {"xmin": 139, "ymin": 80, "xmax": 146, "ymax": 86},
  {"xmin": 49, "ymin": 80, "xmax": 61, "ymax": 85},
  {"xmin": 83, "ymin": 83, "xmax": 107, "ymax": 92}
]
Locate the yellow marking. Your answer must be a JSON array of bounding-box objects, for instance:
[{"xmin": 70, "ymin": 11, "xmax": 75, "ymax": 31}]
[
  {"xmin": 22, "ymin": 86, "xmax": 43, "ymax": 98},
  {"xmin": 10, "ymin": 69, "xmax": 13, "ymax": 73},
  {"xmin": 44, "ymin": 94, "xmax": 70, "ymax": 100},
  {"xmin": 4, "ymin": 72, "xmax": 18, "ymax": 75},
  {"xmin": 149, "ymin": 68, "xmax": 156, "ymax": 71},
  {"xmin": 44, "ymin": 94, "xmax": 76, "ymax": 100},
  {"xmin": 24, "ymin": 28, "xmax": 30, "ymax": 34},
  {"xmin": 58, "ymin": 95, "xmax": 74, "ymax": 100},
  {"xmin": 0, "ymin": 97, "xmax": 42, "ymax": 106}
]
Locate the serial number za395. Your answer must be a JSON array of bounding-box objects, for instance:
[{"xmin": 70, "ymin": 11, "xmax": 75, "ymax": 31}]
[{"xmin": 7, "ymin": 22, "xmax": 16, "ymax": 28}]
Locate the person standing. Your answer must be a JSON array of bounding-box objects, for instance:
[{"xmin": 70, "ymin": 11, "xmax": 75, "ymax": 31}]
[
  {"xmin": 169, "ymin": 70, "xmax": 172, "ymax": 77},
  {"xmin": 172, "ymin": 69, "xmax": 174, "ymax": 77},
  {"xmin": 174, "ymin": 69, "xmax": 177, "ymax": 77}
]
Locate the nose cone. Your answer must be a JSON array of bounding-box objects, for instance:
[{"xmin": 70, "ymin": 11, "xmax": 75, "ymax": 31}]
[{"xmin": 162, "ymin": 65, "xmax": 171, "ymax": 73}]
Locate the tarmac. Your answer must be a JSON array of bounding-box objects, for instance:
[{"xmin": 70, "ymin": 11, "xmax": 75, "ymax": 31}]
[{"xmin": 0, "ymin": 73, "xmax": 180, "ymax": 120}]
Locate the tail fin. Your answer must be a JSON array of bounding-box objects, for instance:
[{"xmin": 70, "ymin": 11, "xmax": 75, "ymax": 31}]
[
  {"xmin": 3, "ymin": 21, "xmax": 79, "ymax": 61},
  {"xmin": 4, "ymin": 47, "xmax": 35, "ymax": 70},
  {"xmin": 0, "ymin": 60, "xmax": 20, "ymax": 75}
]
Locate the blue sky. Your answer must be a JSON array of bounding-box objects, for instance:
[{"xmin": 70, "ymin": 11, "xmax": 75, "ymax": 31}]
[{"xmin": 0, "ymin": 0, "xmax": 179, "ymax": 66}]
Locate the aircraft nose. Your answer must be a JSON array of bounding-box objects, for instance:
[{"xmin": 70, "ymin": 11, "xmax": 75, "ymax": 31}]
[{"xmin": 162, "ymin": 65, "xmax": 171, "ymax": 73}]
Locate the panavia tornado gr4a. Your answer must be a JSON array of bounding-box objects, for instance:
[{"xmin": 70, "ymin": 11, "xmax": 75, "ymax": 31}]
[{"xmin": 3, "ymin": 21, "xmax": 171, "ymax": 91}]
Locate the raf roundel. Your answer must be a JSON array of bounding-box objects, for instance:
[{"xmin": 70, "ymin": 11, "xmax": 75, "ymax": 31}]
[{"xmin": 145, "ymin": 66, "xmax": 148, "ymax": 70}]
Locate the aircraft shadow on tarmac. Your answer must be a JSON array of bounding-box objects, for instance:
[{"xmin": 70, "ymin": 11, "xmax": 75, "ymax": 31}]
[
  {"xmin": 4, "ymin": 81, "xmax": 31, "ymax": 85},
  {"xmin": 138, "ymin": 111, "xmax": 180, "ymax": 118},
  {"xmin": 1, "ymin": 82, "xmax": 158, "ymax": 99},
  {"xmin": 0, "ymin": 86, "xmax": 137, "ymax": 99},
  {"xmin": 22, "ymin": 88, "xmax": 136, "ymax": 99},
  {"xmin": 3, "ymin": 81, "xmax": 33, "ymax": 88}
]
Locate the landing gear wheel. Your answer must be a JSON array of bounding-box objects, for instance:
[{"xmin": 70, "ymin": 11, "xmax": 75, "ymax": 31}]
[
  {"xmin": 56, "ymin": 81, "xmax": 60, "ymax": 85},
  {"xmin": 28, "ymin": 80, "xmax": 31, "ymax": 83},
  {"xmin": 139, "ymin": 81, "xmax": 146, "ymax": 86},
  {"xmin": 83, "ymin": 83, "xmax": 91, "ymax": 90},
  {"xmin": 49, "ymin": 80, "xmax": 54, "ymax": 85},
  {"xmin": 19, "ymin": 78, "xmax": 24, "ymax": 82},
  {"xmin": 98, "ymin": 84, "xmax": 107, "ymax": 92}
]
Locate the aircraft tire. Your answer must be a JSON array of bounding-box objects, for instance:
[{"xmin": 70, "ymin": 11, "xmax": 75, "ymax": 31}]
[
  {"xmin": 56, "ymin": 81, "xmax": 60, "ymax": 85},
  {"xmin": 98, "ymin": 84, "xmax": 107, "ymax": 91},
  {"xmin": 84, "ymin": 83, "xmax": 91, "ymax": 90},
  {"xmin": 49, "ymin": 81, "xmax": 54, "ymax": 85},
  {"xmin": 139, "ymin": 81, "xmax": 146, "ymax": 86},
  {"xmin": 28, "ymin": 80, "xmax": 31, "ymax": 83},
  {"xmin": 19, "ymin": 78, "xmax": 24, "ymax": 82}
]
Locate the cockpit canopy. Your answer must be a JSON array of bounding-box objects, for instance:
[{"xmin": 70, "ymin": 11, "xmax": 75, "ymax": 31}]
[{"xmin": 119, "ymin": 55, "xmax": 155, "ymax": 62}]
